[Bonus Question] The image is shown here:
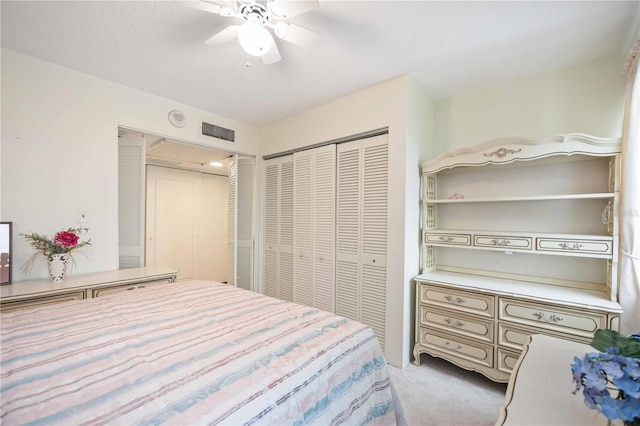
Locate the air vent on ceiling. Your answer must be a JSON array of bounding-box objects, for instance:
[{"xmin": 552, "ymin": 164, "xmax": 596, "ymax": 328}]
[{"xmin": 202, "ymin": 122, "xmax": 235, "ymax": 142}]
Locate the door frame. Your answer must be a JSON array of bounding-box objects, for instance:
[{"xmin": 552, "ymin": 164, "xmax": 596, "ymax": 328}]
[{"xmin": 117, "ymin": 126, "xmax": 257, "ymax": 290}]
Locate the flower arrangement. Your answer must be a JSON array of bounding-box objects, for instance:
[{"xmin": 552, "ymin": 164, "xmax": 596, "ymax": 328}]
[
  {"xmin": 21, "ymin": 227, "xmax": 91, "ymax": 269},
  {"xmin": 571, "ymin": 329, "xmax": 640, "ymax": 425}
]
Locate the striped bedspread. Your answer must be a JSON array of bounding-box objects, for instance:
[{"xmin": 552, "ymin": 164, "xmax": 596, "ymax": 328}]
[{"xmin": 0, "ymin": 280, "xmax": 405, "ymax": 425}]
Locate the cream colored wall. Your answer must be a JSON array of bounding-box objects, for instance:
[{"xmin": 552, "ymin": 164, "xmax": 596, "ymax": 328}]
[
  {"xmin": 1, "ymin": 49, "xmax": 260, "ymax": 281},
  {"xmin": 405, "ymin": 80, "xmax": 435, "ymax": 362},
  {"xmin": 434, "ymin": 55, "xmax": 627, "ymax": 154},
  {"xmin": 260, "ymin": 76, "xmax": 434, "ymax": 368}
]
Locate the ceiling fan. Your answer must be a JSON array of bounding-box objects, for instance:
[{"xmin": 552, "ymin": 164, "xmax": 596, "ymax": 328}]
[{"xmin": 189, "ymin": 0, "xmax": 322, "ymax": 64}]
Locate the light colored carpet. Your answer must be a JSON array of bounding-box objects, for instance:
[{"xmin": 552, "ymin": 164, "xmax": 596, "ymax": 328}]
[{"xmin": 388, "ymin": 354, "xmax": 508, "ymax": 426}]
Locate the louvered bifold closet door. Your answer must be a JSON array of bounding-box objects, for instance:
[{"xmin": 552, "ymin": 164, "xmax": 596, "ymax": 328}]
[
  {"xmin": 360, "ymin": 136, "xmax": 388, "ymax": 351},
  {"xmin": 263, "ymin": 156, "xmax": 294, "ymax": 301},
  {"xmin": 264, "ymin": 159, "xmax": 279, "ymax": 298},
  {"xmin": 335, "ymin": 135, "xmax": 388, "ymax": 352},
  {"xmin": 336, "ymin": 142, "xmax": 362, "ymax": 321},
  {"xmin": 279, "ymin": 159, "xmax": 294, "ymax": 302},
  {"xmin": 293, "ymin": 151, "xmax": 313, "ymax": 307},
  {"xmin": 311, "ymin": 145, "xmax": 336, "ymax": 313},
  {"xmin": 227, "ymin": 155, "xmax": 238, "ymax": 286},
  {"xmin": 118, "ymin": 136, "xmax": 145, "ymax": 269},
  {"xmin": 293, "ymin": 145, "xmax": 336, "ymax": 310}
]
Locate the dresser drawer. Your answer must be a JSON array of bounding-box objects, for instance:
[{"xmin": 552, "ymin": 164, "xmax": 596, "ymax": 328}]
[
  {"xmin": 0, "ymin": 291, "xmax": 85, "ymax": 313},
  {"xmin": 419, "ymin": 329, "xmax": 494, "ymax": 368},
  {"xmin": 474, "ymin": 235, "xmax": 532, "ymax": 250},
  {"xmin": 497, "ymin": 322, "xmax": 591, "ymax": 352},
  {"xmin": 499, "ymin": 298, "xmax": 608, "ymax": 338},
  {"xmin": 91, "ymin": 279, "xmax": 173, "ymax": 298},
  {"xmin": 420, "ymin": 284, "xmax": 494, "ymax": 318},
  {"xmin": 535, "ymin": 237, "xmax": 612, "ymax": 255},
  {"xmin": 497, "ymin": 347, "xmax": 521, "ymax": 375},
  {"xmin": 497, "ymin": 323, "xmax": 532, "ymax": 351},
  {"xmin": 425, "ymin": 232, "xmax": 471, "ymax": 246},
  {"xmin": 419, "ymin": 306, "xmax": 494, "ymax": 343}
]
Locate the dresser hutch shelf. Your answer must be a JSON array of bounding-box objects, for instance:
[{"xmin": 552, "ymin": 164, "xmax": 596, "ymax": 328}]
[{"xmin": 413, "ymin": 133, "xmax": 623, "ymax": 383}]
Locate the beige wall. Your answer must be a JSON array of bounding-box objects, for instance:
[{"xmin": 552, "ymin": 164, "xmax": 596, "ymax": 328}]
[
  {"xmin": 433, "ymin": 55, "xmax": 627, "ymax": 155},
  {"xmin": 1, "ymin": 49, "xmax": 260, "ymax": 281},
  {"xmin": 260, "ymin": 76, "xmax": 434, "ymax": 368}
]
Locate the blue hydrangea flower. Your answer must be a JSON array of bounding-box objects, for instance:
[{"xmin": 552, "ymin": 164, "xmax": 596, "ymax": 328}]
[{"xmin": 572, "ymin": 350, "xmax": 640, "ymax": 423}]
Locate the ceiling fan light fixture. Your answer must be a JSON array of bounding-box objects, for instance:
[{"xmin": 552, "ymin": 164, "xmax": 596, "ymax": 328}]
[
  {"xmin": 238, "ymin": 21, "xmax": 273, "ymax": 56},
  {"xmin": 191, "ymin": 0, "xmax": 321, "ymax": 63}
]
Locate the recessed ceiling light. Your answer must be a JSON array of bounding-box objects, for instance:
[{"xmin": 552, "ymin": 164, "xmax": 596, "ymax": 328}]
[{"xmin": 209, "ymin": 161, "xmax": 224, "ymax": 167}]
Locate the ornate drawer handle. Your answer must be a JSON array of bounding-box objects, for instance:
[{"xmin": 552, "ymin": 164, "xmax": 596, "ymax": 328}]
[
  {"xmin": 126, "ymin": 286, "xmax": 136, "ymax": 291},
  {"xmin": 444, "ymin": 341, "xmax": 462, "ymax": 350},
  {"xmin": 444, "ymin": 295, "xmax": 465, "ymax": 304},
  {"xmin": 137, "ymin": 285, "xmax": 146, "ymax": 289},
  {"xmin": 444, "ymin": 318, "xmax": 465, "ymax": 328},
  {"xmin": 491, "ymin": 239, "xmax": 511, "ymax": 246},
  {"xmin": 532, "ymin": 312, "xmax": 564, "ymax": 323},
  {"xmin": 439, "ymin": 236, "xmax": 454, "ymax": 243},
  {"xmin": 559, "ymin": 242, "xmax": 584, "ymax": 250}
]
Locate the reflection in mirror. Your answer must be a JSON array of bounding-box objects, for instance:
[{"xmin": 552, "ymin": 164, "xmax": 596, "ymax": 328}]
[{"xmin": 1, "ymin": 222, "xmax": 12, "ymax": 285}]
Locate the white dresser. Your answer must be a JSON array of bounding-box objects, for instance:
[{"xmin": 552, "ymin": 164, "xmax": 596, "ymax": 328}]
[
  {"xmin": 0, "ymin": 267, "xmax": 178, "ymax": 313},
  {"xmin": 413, "ymin": 134, "xmax": 623, "ymax": 382}
]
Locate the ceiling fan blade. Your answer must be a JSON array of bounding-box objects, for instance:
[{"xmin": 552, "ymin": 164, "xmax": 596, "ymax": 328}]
[
  {"xmin": 268, "ymin": 0, "xmax": 319, "ymax": 19},
  {"xmin": 274, "ymin": 21, "xmax": 321, "ymax": 49},
  {"xmin": 205, "ymin": 25, "xmax": 239, "ymax": 46},
  {"xmin": 261, "ymin": 41, "xmax": 281, "ymax": 64},
  {"xmin": 187, "ymin": 0, "xmax": 237, "ymax": 17}
]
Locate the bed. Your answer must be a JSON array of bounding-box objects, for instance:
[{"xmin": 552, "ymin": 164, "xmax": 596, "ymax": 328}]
[{"xmin": 0, "ymin": 280, "xmax": 405, "ymax": 425}]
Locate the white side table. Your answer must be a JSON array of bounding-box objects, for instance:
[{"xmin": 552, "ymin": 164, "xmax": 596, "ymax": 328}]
[{"xmin": 497, "ymin": 334, "xmax": 622, "ymax": 425}]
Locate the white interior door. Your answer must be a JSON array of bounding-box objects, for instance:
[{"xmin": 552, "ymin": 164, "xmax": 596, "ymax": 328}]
[
  {"xmin": 195, "ymin": 173, "xmax": 229, "ymax": 282},
  {"xmin": 146, "ymin": 165, "xmax": 228, "ymax": 281},
  {"xmin": 236, "ymin": 157, "xmax": 254, "ymax": 290},
  {"xmin": 146, "ymin": 166, "xmax": 196, "ymax": 279}
]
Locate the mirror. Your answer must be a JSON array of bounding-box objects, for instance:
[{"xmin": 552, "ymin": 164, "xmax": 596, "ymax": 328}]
[{"xmin": 1, "ymin": 222, "xmax": 12, "ymax": 285}]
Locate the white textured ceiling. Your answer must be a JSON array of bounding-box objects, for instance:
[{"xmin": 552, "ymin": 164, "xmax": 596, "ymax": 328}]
[{"xmin": 1, "ymin": 1, "xmax": 639, "ymax": 127}]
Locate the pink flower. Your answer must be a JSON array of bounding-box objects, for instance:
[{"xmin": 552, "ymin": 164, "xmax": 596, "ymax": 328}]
[{"xmin": 54, "ymin": 231, "xmax": 79, "ymax": 249}]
